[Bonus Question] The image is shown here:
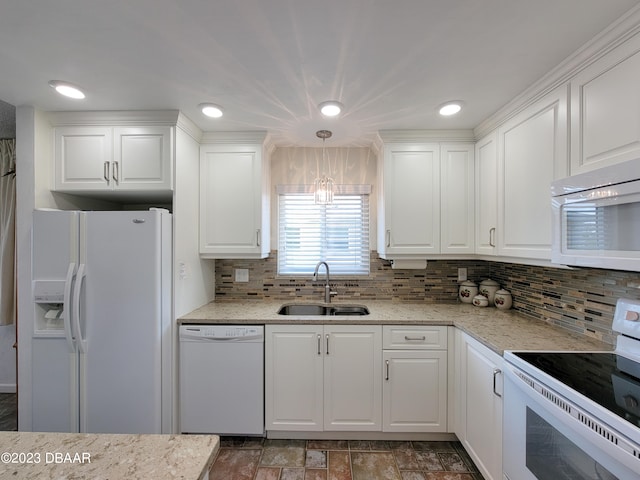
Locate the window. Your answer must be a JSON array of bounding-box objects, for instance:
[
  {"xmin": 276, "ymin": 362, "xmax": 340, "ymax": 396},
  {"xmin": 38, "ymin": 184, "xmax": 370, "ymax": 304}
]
[{"xmin": 277, "ymin": 186, "xmax": 370, "ymax": 275}]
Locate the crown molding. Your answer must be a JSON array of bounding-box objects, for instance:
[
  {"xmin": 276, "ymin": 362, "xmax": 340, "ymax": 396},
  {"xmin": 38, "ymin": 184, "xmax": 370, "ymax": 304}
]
[
  {"xmin": 378, "ymin": 129, "xmax": 476, "ymax": 143},
  {"xmin": 474, "ymin": 4, "xmax": 640, "ymax": 140},
  {"xmin": 176, "ymin": 112, "xmax": 202, "ymax": 143},
  {"xmin": 47, "ymin": 110, "xmax": 181, "ymax": 127},
  {"xmin": 200, "ymin": 130, "xmax": 269, "ymax": 145}
]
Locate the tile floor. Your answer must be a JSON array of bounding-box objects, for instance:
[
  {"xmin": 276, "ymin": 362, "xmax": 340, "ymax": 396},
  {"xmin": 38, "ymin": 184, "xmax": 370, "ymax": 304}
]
[
  {"xmin": 210, "ymin": 437, "xmax": 485, "ymax": 480},
  {"xmin": 0, "ymin": 393, "xmax": 17, "ymax": 431}
]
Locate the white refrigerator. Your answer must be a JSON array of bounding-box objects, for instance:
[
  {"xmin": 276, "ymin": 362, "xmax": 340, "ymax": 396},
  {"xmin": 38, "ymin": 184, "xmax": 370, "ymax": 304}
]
[{"xmin": 31, "ymin": 208, "xmax": 172, "ymax": 434}]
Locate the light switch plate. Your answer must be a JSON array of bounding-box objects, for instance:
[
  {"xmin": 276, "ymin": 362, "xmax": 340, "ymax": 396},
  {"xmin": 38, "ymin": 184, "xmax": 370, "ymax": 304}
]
[
  {"xmin": 235, "ymin": 268, "xmax": 249, "ymax": 283},
  {"xmin": 457, "ymin": 268, "xmax": 467, "ymax": 282}
]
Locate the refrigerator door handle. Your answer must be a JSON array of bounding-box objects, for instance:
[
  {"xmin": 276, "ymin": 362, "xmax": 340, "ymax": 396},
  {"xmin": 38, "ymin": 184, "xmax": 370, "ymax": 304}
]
[
  {"xmin": 73, "ymin": 263, "xmax": 88, "ymax": 353},
  {"xmin": 63, "ymin": 263, "xmax": 77, "ymax": 352}
]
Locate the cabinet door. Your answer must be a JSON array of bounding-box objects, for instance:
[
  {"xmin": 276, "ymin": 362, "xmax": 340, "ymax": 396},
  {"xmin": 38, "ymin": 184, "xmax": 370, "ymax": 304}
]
[
  {"xmin": 498, "ymin": 86, "xmax": 568, "ymax": 260},
  {"xmin": 199, "ymin": 144, "xmax": 267, "ymax": 258},
  {"xmin": 323, "ymin": 325, "xmax": 382, "ymax": 431},
  {"xmin": 382, "ymin": 350, "xmax": 447, "ymax": 432},
  {"xmin": 54, "ymin": 127, "xmax": 113, "ymax": 191},
  {"xmin": 475, "ymin": 133, "xmax": 498, "ymax": 255},
  {"xmin": 265, "ymin": 325, "xmax": 324, "ymax": 431},
  {"xmin": 379, "ymin": 144, "xmax": 440, "ymax": 257},
  {"xmin": 441, "ymin": 144, "xmax": 475, "ymax": 254},
  {"xmin": 571, "ymin": 36, "xmax": 640, "ymax": 174},
  {"xmin": 114, "ymin": 127, "xmax": 172, "ymax": 190},
  {"xmin": 460, "ymin": 333, "xmax": 504, "ymax": 480}
]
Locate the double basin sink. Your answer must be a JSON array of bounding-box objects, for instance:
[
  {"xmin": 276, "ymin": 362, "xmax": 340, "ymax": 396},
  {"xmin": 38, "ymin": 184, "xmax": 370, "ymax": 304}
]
[{"xmin": 278, "ymin": 303, "xmax": 370, "ymax": 316}]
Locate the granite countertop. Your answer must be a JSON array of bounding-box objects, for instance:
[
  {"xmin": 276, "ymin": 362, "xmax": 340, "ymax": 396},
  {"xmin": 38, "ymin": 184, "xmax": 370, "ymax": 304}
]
[
  {"xmin": 180, "ymin": 300, "xmax": 612, "ymax": 354},
  {"xmin": 0, "ymin": 432, "xmax": 219, "ymax": 480}
]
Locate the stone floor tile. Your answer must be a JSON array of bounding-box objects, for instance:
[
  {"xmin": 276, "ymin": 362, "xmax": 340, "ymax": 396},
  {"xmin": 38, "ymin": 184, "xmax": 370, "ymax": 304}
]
[
  {"xmin": 438, "ymin": 453, "xmax": 472, "ymax": 472},
  {"xmin": 348, "ymin": 440, "xmax": 372, "ymax": 451},
  {"xmin": 281, "ymin": 467, "xmax": 305, "ymax": 480},
  {"xmin": 413, "ymin": 441, "xmax": 456, "ymax": 452},
  {"xmin": 393, "ymin": 449, "xmax": 422, "ymax": 470},
  {"xmin": 400, "ymin": 472, "xmax": 428, "ymax": 480},
  {"xmin": 261, "ymin": 444, "xmax": 306, "ymax": 467},
  {"xmin": 306, "ymin": 450, "xmax": 327, "ymax": 468},
  {"xmin": 416, "ymin": 451, "xmax": 444, "ymax": 471},
  {"xmin": 209, "ymin": 448, "xmax": 261, "ymax": 480},
  {"xmin": 307, "ymin": 440, "xmax": 349, "ymax": 450},
  {"xmin": 327, "ymin": 450, "xmax": 352, "ymax": 480},
  {"xmin": 255, "ymin": 467, "xmax": 282, "ymax": 480},
  {"xmin": 305, "ymin": 468, "xmax": 328, "ymax": 480},
  {"xmin": 351, "ymin": 452, "xmax": 402, "ymax": 480},
  {"xmin": 424, "ymin": 473, "xmax": 476, "ymax": 480}
]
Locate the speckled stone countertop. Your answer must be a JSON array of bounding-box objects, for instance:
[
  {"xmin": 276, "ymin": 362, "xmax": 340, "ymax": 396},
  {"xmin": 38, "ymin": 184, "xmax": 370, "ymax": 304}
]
[
  {"xmin": 0, "ymin": 432, "xmax": 219, "ymax": 480},
  {"xmin": 180, "ymin": 300, "xmax": 612, "ymax": 354}
]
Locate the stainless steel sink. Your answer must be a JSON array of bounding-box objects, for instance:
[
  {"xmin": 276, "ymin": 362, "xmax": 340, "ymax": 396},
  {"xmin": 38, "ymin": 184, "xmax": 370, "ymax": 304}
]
[{"xmin": 277, "ymin": 303, "xmax": 369, "ymax": 316}]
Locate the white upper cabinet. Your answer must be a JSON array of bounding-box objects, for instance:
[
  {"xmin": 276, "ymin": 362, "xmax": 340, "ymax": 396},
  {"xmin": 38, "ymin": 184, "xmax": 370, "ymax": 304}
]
[
  {"xmin": 440, "ymin": 143, "xmax": 475, "ymax": 255},
  {"xmin": 570, "ymin": 33, "xmax": 640, "ymax": 174},
  {"xmin": 378, "ymin": 143, "xmax": 440, "ymax": 258},
  {"xmin": 475, "ymin": 132, "xmax": 498, "ymax": 255},
  {"xmin": 498, "ymin": 86, "xmax": 568, "ymax": 260},
  {"xmin": 475, "ymin": 86, "xmax": 568, "ymax": 261},
  {"xmin": 377, "ymin": 138, "xmax": 475, "ymax": 259},
  {"xmin": 54, "ymin": 125, "xmax": 172, "ymax": 194},
  {"xmin": 199, "ymin": 132, "xmax": 270, "ymax": 259}
]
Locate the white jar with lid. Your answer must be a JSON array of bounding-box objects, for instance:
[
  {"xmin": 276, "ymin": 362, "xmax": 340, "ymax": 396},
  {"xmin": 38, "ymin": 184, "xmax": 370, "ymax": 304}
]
[
  {"xmin": 472, "ymin": 294, "xmax": 489, "ymax": 307},
  {"xmin": 458, "ymin": 280, "xmax": 478, "ymax": 304},
  {"xmin": 479, "ymin": 279, "xmax": 500, "ymax": 304},
  {"xmin": 494, "ymin": 289, "xmax": 513, "ymax": 310}
]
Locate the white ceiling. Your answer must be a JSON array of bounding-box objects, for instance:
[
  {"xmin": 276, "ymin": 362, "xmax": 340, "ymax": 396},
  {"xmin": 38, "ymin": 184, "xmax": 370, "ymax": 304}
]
[{"xmin": 1, "ymin": 0, "xmax": 639, "ymax": 146}]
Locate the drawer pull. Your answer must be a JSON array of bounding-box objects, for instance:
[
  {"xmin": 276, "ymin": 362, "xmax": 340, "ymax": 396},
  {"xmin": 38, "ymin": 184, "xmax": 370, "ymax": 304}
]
[
  {"xmin": 404, "ymin": 335, "xmax": 426, "ymax": 341},
  {"xmin": 385, "ymin": 360, "xmax": 390, "ymax": 381},
  {"xmin": 493, "ymin": 368, "xmax": 502, "ymax": 398}
]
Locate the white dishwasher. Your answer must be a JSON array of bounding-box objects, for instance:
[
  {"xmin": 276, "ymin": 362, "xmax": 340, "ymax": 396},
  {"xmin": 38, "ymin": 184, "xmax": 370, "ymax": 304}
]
[{"xmin": 179, "ymin": 325, "xmax": 264, "ymax": 435}]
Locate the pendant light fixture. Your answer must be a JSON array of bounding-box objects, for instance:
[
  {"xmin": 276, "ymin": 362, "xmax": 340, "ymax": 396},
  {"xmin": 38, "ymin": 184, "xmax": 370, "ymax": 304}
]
[{"xmin": 314, "ymin": 129, "xmax": 335, "ymax": 205}]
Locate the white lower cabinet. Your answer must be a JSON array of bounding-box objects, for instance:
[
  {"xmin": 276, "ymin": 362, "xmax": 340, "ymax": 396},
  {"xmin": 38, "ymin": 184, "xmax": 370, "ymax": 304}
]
[
  {"xmin": 265, "ymin": 324, "xmax": 382, "ymax": 432},
  {"xmin": 382, "ymin": 326, "xmax": 448, "ymax": 432},
  {"xmin": 455, "ymin": 329, "xmax": 504, "ymax": 480}
]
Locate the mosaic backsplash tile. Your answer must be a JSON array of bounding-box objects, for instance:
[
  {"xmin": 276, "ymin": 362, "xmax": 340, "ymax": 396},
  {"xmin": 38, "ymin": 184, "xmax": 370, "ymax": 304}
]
[{"xmin": 215, "ymin": 252, "xmax": 640, "ymax": 345}]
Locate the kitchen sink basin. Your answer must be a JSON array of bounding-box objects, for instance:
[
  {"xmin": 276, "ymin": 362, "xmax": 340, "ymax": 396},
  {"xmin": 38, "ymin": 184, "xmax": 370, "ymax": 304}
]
[{"xmin": 277, "ymin": 303, "xmax": 370, "ymax": 316}]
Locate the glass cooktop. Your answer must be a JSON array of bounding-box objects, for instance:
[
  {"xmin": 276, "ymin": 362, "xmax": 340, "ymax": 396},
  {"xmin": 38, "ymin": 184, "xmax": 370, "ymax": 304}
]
[{"xmin": 513, "ymin": 351, "xmax": 640, "ymax": 428}]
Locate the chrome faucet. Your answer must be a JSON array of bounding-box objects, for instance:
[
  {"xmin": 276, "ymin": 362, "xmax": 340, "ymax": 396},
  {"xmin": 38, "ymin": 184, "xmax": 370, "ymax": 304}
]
[{"xmin": 313, "ymin": 261, "xmax": 336, "ymax": 303}]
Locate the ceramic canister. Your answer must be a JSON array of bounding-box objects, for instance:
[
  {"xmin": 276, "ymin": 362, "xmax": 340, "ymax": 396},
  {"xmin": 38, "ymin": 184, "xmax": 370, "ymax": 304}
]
[
  {"xmin": 458, "ymin": 280, "xmax": 478, "ymax": 304},
  {"xmin": 494, "ymin": 289, "xmax": 513, "ymax": 310},
  {"xmin": 479, "ymin": 278, "xmax": 500, "ymax": 305},
  {"xmin": 472, "ymin": 294, "xmax": 489, "ymax": 307}
]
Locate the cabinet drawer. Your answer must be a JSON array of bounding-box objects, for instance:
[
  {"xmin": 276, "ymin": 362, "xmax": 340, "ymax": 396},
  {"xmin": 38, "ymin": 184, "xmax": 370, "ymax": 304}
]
[{"xmin": 383, "ymin": 326, "xmax": 447, "ymax": 349}]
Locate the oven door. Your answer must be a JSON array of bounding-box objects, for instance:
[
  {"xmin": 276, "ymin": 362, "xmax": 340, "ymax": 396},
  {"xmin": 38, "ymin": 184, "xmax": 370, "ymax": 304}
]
[{"xmin": 503, "ymin": 364, "xmax": 640, "ymax": 480}]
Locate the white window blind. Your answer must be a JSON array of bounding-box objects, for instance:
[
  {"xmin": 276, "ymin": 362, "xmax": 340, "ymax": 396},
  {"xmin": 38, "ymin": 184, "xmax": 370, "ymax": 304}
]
[{"xmin": 278, "ymin": 188, "xmax": 370, "ymax": 275}]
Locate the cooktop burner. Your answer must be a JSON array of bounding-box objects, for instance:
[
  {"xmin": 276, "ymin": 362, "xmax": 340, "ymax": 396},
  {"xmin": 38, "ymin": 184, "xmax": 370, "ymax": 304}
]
[{"xmin": 513, "ymin": 351, "xmax": 640, "ymax": 428}]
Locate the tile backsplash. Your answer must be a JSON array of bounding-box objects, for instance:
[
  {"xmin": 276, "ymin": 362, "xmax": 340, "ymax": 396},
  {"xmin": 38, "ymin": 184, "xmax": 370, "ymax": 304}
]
[{"xmin": 215, "ymin": 252, "xmax": 640, "ymax": 345}]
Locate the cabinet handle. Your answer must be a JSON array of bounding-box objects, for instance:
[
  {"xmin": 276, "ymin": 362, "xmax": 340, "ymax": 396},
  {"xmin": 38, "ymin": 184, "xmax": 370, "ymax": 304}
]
[
  {"xmin": 326, "ymin": 334, "xmax": 330, "ymax": 355},
  {"xmin": 385, "ymin": 360, "xmax": 390, "ymax": 381},
  {"xmin": 317, "ymin": 334, "xmax": 321, "ymax": 355},
  {"xmin": 103, "ymin": 162, "xmax": 110, "ymax": 184},
  {"xmin": 493, "ymin": 368, "xmax": 502, "ymax": 398},
  {"xmin": 404, "ymin": 335, "xmax": 426, "ymax": 341},
  {"xmin": 112, "ymin": 161, "xmax": 119, "ymax": 184},
  {"xmin": 256, "ymin": 229, "xmax": 261, "ymax": 247},
  {"xmin": 386, "ymin": 230, "xmax": 391, "ymax": 247},
  {"xmin": 489, "ymin": 227, "xmax": 496, "ymax": 247}
]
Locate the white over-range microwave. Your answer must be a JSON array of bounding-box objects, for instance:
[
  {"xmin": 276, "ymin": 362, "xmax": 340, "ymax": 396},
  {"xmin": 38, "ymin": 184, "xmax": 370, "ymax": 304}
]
[{"xmin": 551, "ymin": 159, "xmax": 640, "ymax": 271}]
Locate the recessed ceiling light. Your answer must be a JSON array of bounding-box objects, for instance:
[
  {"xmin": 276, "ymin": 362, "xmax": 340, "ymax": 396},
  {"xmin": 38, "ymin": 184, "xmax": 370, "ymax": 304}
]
[
  {"xmin": 199, "ymin": 103, "xmax": 224, "ymax": 118},
  {"xmin": 48, "ymin": 80, "xmax": 85, "ymax": 99},
  {"xmin": 319, "ymin": 101, "xmax": 343, "ymax": 117},
  {"xmin": 438, "ymin": 101, "xmax": 463, "ymax": 116}
]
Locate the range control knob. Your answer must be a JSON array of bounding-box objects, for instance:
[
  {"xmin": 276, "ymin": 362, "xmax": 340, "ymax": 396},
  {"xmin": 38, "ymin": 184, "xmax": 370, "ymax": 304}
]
[
  {"xmin": 623, "ymin": 394, "xmax": 639, "ymax": 410},
  {"xmin": 625, "ymin": 310, "xmax": 640, "ymax": 322}
]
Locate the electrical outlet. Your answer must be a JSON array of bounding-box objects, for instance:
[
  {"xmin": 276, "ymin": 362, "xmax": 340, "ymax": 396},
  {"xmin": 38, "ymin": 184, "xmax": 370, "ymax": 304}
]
[
  {"xmin": 235, "ymin": 268, "xmax": 249, "ymax": 283},
  {"xmin": 457, "ymin": 267, "xmax": 467, "ymax": 282}
]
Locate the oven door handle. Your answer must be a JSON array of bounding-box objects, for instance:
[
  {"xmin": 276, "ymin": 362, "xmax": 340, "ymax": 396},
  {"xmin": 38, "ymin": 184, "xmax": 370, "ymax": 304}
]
[{"xmin": 493, "ymin": 368, "xmax": 502, "ymax": 398}]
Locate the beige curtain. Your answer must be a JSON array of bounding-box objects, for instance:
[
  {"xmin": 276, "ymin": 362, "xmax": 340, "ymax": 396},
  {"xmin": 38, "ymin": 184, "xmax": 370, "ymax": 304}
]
[{"xmin": 0, "ymin": 139, "xmax": 16, "ymax": 326}]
